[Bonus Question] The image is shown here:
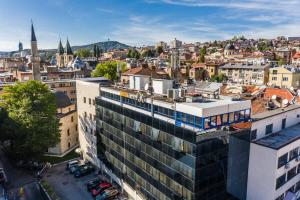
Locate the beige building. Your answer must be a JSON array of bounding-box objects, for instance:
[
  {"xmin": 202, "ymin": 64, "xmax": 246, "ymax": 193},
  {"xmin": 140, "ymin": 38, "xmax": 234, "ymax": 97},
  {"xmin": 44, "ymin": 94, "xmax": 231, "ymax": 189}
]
[
  {"xmin": 47, "ymin": 91, "xmax": 78, "ymax": 156},
  {"xmin": 46, "ymin": 80, "xmax": 76, "ymax": 103},
  {"xmin": 76, "ymin": 77, "xmax": 111, "ymax": 167},
  {"xmin": 269, "ymin": 66, "xmax": 300, "ymax": 88},
  {"xmin": 219, "ymin": 63, "xmax": 270, "ymax": 85}
]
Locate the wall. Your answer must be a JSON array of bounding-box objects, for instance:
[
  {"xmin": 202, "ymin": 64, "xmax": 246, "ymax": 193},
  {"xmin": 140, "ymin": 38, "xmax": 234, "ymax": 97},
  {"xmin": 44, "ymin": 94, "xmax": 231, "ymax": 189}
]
[{"xmin": 76, "ymin": 80, "xmax": 100, "ymax": 167}]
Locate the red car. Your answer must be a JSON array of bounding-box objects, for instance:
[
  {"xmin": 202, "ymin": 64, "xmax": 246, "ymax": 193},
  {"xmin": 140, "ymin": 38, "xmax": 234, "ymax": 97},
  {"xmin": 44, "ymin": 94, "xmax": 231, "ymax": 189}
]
[{"xmin": 91, "ymin": 182, "xmax": 112, "ymax": 197}]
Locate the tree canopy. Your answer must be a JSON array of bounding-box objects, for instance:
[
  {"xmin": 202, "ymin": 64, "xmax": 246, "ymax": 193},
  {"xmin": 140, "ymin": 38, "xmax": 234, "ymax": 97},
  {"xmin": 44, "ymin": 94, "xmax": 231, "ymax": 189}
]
[
  {"xmin": 75, "ymin": 48, "xmax": 91, "ymax": 58},
  {"xmin": 211, "ymin": 73, "xmax": 227, "ymax": 83},
  {"xmin": 127, "ymin": 49, "xmax": 140, "ymax": 59},
  {"xmin": 92, "ymin": 61, "xmax": 126, "ymax": 80},
  {"xmin": 0, "ymin": 80, "xmax": 60, "ymax": 158},
  {"xmin": 199, "ymin": 46, "xmax": 207, "ymax": 63},
  {"xmin": 142, "ymin": 49, "xmax": 155, "ymax": 58},
  {"xmin": 156, "ymin": 46, "xmax": 163, "ymax": 55}
]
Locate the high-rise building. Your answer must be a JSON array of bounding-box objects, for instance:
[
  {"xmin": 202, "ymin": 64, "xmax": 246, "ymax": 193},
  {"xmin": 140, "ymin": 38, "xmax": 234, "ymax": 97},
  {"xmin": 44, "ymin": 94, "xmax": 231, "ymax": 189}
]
[
  {"xmin": 30, "ymin": 22, "xmax": 41, "ymax": 80},
  {"xmin": 91, "ymin": 82, "xmax": 251, "ymax": 200}
]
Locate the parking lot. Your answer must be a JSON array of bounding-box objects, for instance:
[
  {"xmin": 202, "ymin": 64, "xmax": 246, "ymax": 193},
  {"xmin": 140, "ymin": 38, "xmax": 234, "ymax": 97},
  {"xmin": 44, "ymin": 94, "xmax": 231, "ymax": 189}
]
[{"xmin": 44, "ymin": 162, "xmax": 125, "ymax": 200}]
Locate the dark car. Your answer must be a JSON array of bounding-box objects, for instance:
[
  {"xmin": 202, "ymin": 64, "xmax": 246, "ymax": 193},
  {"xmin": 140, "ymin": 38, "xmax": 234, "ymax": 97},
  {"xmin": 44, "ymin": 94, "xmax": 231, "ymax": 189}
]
[
  {"xmin": 87, "ymin": 178, "xmax": 102, "ymax": 192},
  {"xmin": 74, "ymin": 165, "xmax": 95, "ymax": 178},
  {"xmin": 69, "ymin": 164, "xmax": 87, "ymax": 174},
  {"xmin": 91, "ymin": 182, "xmax": 112, "ymax": 197}
]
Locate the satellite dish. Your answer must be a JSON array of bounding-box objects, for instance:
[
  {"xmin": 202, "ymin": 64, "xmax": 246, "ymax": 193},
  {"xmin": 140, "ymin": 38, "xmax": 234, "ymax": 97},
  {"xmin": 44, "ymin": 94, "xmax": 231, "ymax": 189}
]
[
  {"xmin": 282, "ymin": 99, "xmax": 289, "ymax": 105},
  {"xmin": 271, "ymin": 95, "xmax": 277, "ymax": 100}
]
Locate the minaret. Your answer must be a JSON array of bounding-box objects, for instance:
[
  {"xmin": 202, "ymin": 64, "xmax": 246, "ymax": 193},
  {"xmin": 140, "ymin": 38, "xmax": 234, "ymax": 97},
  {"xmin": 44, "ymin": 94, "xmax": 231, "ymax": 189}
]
[{"xmin": 30, "ymin": 22, "xmax": 41, "ymax": 80}]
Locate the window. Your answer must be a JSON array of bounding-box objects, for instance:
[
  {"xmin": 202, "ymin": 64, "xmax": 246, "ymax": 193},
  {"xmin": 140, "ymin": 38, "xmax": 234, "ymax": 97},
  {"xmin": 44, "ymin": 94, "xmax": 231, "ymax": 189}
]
[
  {"xmin": 273, "ymin": 70, "xmax": 278, "ymax": 74},
  {"xmin": 272, "ymin": 77, "xmax": 277, "ymax": 81},
  {"xmin": 75, "ymin": 124, "xmax": 78, "ymax": 131},
  {"xmin": 298, "ymin": 114, "xmax": 300, "ymax": 118},
  {"xmin": 283, "ymin": 77, "xmax": 289, "ymax": 81},
  {"xmin": 278, "ymin": 153, "xmax": 288, "ymax": 168},
  {"xmin": 289, "ymin": 148, "xmax": 299, "ymax": 161},
  {"xmin": 287, "ymin": 167, "xmax": 297, "ymax": 181},
  {"xmin": 89, "ymin": 98, "xmax": 91, "ymax": 105},
  {"xmin": 84, "ymin": 112, "xmax": 87, "ymax": 118},
  {"xmin": 93, "ymin": 99, "xmax": 95, "ymax": 105},
  {"xmin": 251, "ymin": 129, "xmax": 257, "ymax": 140},
  {"xmin": 276, "ymin": 174, "xmax": 286, "ymax": 189},
  {"xmin": 89, "ymin": 113, "xmax": 92, "ymax": 120},
  {"xmin": 275, "ymin": 194, "xmax": 284, "ymax": 200},
  {"xmin": 83, "ymin": 97, "xmax": 86, "ymax": 103},
  {"xmin": 282, "ymin": 118, "xmax": 286, "ymax": 130},
  {"xmin": 67, "ymin": 129, "xmax": 70, "ymax": 136},
  {"xmin": 265, "ymin": 124, "xmax": 273, "ymax": 135},
  {"xmin": 71, "ymin": 116, "xmax": 74, "ymax": 122}
]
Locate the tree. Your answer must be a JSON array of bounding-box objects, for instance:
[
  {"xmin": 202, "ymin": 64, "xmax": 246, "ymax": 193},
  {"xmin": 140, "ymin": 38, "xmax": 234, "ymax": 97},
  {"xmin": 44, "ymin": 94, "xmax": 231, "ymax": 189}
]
[
  {"xmin": 127, "ymin": 49, "xmax": 140, "ymax": 59},
  {"xmin": 156, "ymin": 46, "xmax": 163, "ymax": 55},
  {"xmin": 93, "ymin": 45, "xmax": 102, "ymax": 58},
  {"xmin": 142, "ymin": 49, "xmax": 155, "ymax": 58},
  {"xmin": 278, "ymin": 58, "xmax": 286, "ymax": 66},
  {"xmin": 199, "ymin": 46, "xmax": 207, "ymax": 63},
  {"xmin": 0, "ymin": 81, "xmax": 60, "ymax": 158},
  {"xmin": 92, "ymin": 61, "xmax": 126, "ymax": 80},
  {"xmin": 211, "ymin": 73, "xmax": 227, "ymax": 83},
  {"xmin": 75, "ymin": 48, "xmax": 91, "ymax": 58}
]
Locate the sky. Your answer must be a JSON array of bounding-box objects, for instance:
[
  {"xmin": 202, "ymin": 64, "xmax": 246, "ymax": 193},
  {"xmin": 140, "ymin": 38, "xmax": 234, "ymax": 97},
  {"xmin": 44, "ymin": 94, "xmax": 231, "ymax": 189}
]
[{"xmin": 1, "ymin": 0, "xmax": 300, "ymax": 51}]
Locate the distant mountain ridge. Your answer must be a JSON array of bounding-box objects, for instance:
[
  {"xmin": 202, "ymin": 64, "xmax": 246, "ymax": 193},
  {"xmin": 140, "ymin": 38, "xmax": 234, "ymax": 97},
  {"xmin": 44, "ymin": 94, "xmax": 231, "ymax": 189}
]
[{"xmin": 0, "ymin": 41, "xmax": 130, "ymax": 56}]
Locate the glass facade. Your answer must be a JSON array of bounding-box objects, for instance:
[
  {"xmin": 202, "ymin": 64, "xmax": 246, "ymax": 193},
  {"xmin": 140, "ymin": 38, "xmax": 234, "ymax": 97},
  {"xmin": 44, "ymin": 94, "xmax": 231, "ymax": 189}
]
[{"xmin": 96, "ymin": 96, "xmax": 236, "ymax": 200}]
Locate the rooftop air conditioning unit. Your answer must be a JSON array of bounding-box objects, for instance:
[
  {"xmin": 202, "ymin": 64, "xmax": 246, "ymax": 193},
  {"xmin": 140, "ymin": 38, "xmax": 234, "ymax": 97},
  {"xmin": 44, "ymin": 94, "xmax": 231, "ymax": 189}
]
[
  {"xmin": 285, "ymin": 163, "xmax": 290, "ymax": 169},
  {"xmin": 168, "ymin": 89, "xmax": 179, "ymax": 99}
]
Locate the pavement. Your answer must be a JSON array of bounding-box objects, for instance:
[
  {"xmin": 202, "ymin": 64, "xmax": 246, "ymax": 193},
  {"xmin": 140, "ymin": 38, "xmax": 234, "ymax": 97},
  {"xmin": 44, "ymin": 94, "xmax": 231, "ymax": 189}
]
[
  {"xmin": 44, "ymin": 163, "xmax": 95, "ymax": 200},
  {"xmin": 0, "ymin": 149, "xmax": 44, "ymax": 200}
]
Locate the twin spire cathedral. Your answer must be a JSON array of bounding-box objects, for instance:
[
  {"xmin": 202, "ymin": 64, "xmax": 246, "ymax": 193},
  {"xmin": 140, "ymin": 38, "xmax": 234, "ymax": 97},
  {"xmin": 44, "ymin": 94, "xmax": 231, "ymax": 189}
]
[{"xmin": 56, "ymin": 38, "xmax": 74, "ymax": 68}]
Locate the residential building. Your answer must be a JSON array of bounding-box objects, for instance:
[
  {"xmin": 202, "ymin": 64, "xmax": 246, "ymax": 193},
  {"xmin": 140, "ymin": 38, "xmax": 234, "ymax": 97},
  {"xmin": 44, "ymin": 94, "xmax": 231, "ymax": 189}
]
[
  {"xmin": 46, "ymin": 80, "xmax": 77, "ymax": 103},
  {"xmin": 275, "ymin": 48, "xmax": 293, "ymax": 64},
  {"xmin": 247, "ymin": 104, "xmax": 300, "ymax": 200},
  {"xmin": 269, "ymin": 66, "xmax": 300, "ymax": 88},
  {"xmin": 94, "ymin": 82, "xmax": 251, "ymax": 200},
  {"xmin": 219, "ymin": 63, "xmax": 270, "ymax": 85},
  {"xmin": 47, "ymin": 91, "xmax": 78, "ymax": 156},
  {"xmin": 76, "ymin": 77, "xmax": 111, "ymax": 167},
  {"xmin": 292, "ymin": 52, "xmax": 300, "ymax": 66},
  {"xmin": 170, "ymin": 38, "xmax": 182, "ymax": 49}
]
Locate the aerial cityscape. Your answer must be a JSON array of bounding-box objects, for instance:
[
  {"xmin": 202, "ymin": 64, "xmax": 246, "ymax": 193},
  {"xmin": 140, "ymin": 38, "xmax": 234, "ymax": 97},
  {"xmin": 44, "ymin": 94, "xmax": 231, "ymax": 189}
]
[{"xmin": 1, "ymin": 0, "xmax": 300, "ymax": 200}]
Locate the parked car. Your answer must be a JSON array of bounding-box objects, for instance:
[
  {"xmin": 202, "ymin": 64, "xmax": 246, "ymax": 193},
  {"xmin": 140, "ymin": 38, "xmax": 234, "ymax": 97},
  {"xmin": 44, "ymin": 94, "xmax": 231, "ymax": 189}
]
[
  {"xmin": 87, "ymin": 178, "xmax": 102, "ymax": 192},
  {"xmin": 92, "ymin": 182, "xmax": 112, "ymax": 197},
  {"xmin": 66, "ymin": 160, "xmax": 79, "ymax": 170},
  {"xmin": 69, "ymin": 164, "xmax": 86, "ymax": 174},
  {"xmin": 0, "ymin": 168, "xmax": 7, "ymax": 184},
  {"xmin": 74, "ymin": 165, "xmax": 95, "ymax": 178},
  {"xmin": 95, "ymin": 189, "xmax": 118, "ymax": 200}
]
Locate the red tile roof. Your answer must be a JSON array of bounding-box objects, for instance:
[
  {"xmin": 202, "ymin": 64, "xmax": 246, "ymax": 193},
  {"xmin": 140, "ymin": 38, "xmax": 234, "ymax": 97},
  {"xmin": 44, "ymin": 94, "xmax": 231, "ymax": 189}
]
[{"xmin": 264, "ymin": 88, "xmax": 294, "ymax": 102}]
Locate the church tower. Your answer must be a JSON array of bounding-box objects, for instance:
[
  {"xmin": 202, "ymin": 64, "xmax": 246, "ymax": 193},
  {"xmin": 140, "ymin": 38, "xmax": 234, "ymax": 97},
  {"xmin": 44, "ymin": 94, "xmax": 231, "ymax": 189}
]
[
  {"xmin": 30, "ymin": 22, "xmax": 41, "ymax": 80},
  {"xmin": 64, "ymin": 38, "xmax": 74, "ymax": 67},
  {"xmin": 56, "ymin": 39, "xmax": 65, "ymax": 67}
]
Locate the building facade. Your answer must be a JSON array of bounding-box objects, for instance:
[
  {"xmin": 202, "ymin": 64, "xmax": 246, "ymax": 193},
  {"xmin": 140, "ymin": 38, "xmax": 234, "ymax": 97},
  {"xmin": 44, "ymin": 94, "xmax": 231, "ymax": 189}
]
[
  {"xmin": 94, "ymin": 86, "xmax": 251, "ymax": 200},
  {"xmin": 269, "ymin": 66, "xmax": 300, "ymax": 89}
]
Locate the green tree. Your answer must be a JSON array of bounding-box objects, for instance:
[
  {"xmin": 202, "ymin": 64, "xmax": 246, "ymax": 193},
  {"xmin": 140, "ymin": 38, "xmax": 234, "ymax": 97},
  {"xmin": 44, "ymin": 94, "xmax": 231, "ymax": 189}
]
[
  {"xmin": 278, "ymin": 58, "xmax": 286, "ymax": 66},
  {"xmin": 199, "ymin": 46, "xmax": 207, "ymax": 63},
  {"xmin": 92, "ymin": 61, "xmax": 126, "ymax": 80},
  {"xmin": 0, "ymin": 81, "xmax": 60, "ymax": 158},
  {"xmin": 142, "ymin": 49, "xmax": 155, "ymax": 58},
  {"xmin": 211, "ymin": 73, "xmax": 227, "ymax": 83},
  {"xmin": 76, "ymin": 48, "xmax": 91, "ymax": 58},
  {"xmin": 156, "ymin": 46, "xmax": 163, "ymax": 55},
  {"xmin": 127, "ymin": 49, "xmax": 140, "ymax": 59}
]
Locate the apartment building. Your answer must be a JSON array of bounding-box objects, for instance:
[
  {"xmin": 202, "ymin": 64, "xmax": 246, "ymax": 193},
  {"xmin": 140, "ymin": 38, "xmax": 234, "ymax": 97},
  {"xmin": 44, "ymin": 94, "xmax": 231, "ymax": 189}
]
[
  {"xmin": 76, "ymin": 77, "xmax": 111, "ymax": 167},
  {"xmin": 47, "ymin": 91, "xmax": 78, "ymax": 156},
  {"xmin": 269, "ymin": 66, "xmax": 300, "ymax": 89},
  {"xmin": 247, "ymin": 104, "xmax": 300, "ymax": 200},
  {"xmin": 94, "ymin": 81, "xmax": 251, "ymax": 200},
  {"xmin": 46, "ymin": 80, "xmax": 77, "ymax": 103},
  {"xmin": 219, "ymin": 63, "xmax": 270, "ymax": 85}
]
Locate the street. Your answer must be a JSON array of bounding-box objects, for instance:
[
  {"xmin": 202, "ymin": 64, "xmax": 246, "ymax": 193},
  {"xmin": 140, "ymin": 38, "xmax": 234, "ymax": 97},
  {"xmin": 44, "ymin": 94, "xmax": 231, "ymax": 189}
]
[{"xmin": 0, "ymin": 149, "xmax": 44, "ymax": 200}]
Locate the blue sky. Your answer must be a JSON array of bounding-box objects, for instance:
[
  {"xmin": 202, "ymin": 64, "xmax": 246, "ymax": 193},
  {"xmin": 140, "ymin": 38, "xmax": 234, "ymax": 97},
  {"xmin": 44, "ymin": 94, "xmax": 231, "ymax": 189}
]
[{"xmin": 1, "ymin": 0, "xmax": 300, "ymax": 51}]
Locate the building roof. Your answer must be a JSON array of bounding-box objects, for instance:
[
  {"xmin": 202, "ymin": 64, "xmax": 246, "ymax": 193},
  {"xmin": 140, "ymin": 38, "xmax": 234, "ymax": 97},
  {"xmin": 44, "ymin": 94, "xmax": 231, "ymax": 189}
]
[
  {"xmin": 123, "ymin": 66, "xmax": 168, "ymax": 79},
  {"xmin": 225, "ymin": 43, "xmax": 235, "ymax": 50},
  {"xmin": 293, "ymin": 52, "xmax": 300, "ymax": 59},
  {"xmin": 54, "ymin": 91, "xmax": 72, "ymax": 108},
  {"xmin": 264, "ymin": 88, "xmax": 295, "ymax": 102},
  {"xmin": 57, "ymin": 39, "xmax": 64, "ymax": 55},
  {"xmin": 220, "ymin": 63, "xmax": 270, "ymax": 70},
  {"xmin": 254, "ymin": 123, "xmax": 300, "ymax": 150},
  {"xmin": 31, "ymin": 23, "xmax": 37, "ymax": 42},
  {"xmin": 65, "ymin": 39, "xmax": 73, "ymax": 55},
  {"xmin": 252, "ymin": 104, "xmax": 300, "ymax": 121}
]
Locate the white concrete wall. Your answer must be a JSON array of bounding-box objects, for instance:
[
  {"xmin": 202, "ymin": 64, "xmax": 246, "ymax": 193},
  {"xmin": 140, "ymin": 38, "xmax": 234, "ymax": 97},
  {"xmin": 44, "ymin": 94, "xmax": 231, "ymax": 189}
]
[
  {"xmin": 247, "ymin": 143, "xmax": 277, "ymax": 200},
  {"xmin": 76, "ymin": 80, "xmax": 100, "ymax": 167},
  {"xmin": 252, "ymin": 107, "xmax": 300, "ymax": 140}
]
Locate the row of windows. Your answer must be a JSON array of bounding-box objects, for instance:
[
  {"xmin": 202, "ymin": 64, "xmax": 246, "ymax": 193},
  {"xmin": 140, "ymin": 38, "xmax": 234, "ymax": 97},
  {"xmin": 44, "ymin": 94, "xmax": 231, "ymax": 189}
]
[
  {"xmin": 278, "ymin": 146, "xmax": 300, "ymax": 168},
  {"xmin": 271, "ymin": 77, "xmax": 289, "ymax": 81},
  {"xmin": 101, "ymin": 121, "xmax": 194, "ymax": 180},
  {"xmin": 83, "ymin": 97, "xmax": 95, "ymax": 105},
  {"xmin": 276, "ymin": 179, "xmax": 300, "ymax": 200},
  {"xmin": 101, "ymin": 134, "xmax": 193, "ymax": 200},
  {"xmin": 176, "ymin": 109, "xmax": 251, "ymax": 130},
  {"xmin": 276, "ymin": 163, "xmax": 300, "ymax": 189}
]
